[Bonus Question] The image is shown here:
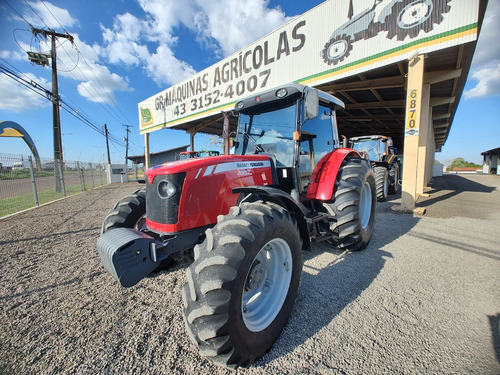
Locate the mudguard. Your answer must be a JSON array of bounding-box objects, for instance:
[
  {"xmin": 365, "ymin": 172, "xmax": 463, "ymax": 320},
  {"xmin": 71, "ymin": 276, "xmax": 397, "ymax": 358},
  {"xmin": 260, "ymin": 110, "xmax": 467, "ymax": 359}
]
[{"xmin": 306, "ymin": 148, "xmax": 361, "ymax": 201}]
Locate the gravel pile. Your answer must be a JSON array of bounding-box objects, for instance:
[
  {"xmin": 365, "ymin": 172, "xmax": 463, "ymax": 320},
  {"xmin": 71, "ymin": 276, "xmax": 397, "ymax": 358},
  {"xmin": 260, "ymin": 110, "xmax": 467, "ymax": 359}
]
[{"xmin": 1, "ymin": 178, "xmax": 499, "ymax": 374}]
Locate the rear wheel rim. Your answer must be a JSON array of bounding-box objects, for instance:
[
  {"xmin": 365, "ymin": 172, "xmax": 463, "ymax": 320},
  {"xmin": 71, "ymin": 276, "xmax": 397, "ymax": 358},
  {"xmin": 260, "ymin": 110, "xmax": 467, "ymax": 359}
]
[
  {"xmin": 242, "ymin": 238, "xmax": 292, "ymax": 332},
  {"xmin": 360, "ymin": 181, "xmax": 373, "ymax": 229},
  {"xmin": 398, "ymin": 0, "xmax": 433, "ymax": 29}
]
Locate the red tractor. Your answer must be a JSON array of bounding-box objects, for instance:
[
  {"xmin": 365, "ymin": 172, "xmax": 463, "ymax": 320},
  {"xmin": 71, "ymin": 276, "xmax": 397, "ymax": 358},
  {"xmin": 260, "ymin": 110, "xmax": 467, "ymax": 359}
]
[{"xmin": 98, "ymin": 83, "xmax": 376, "ymax": 368}]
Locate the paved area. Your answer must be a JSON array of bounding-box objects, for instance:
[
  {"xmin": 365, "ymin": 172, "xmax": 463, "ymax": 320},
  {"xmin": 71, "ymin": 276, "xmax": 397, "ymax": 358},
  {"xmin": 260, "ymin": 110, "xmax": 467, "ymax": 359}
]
[
  {"xmin": 0, "ymin": 174, "xmax": 499, "ymax": 374},
  {"xmin": 417, "ymin": 173, "xmax": 500, "ymax": 220}
]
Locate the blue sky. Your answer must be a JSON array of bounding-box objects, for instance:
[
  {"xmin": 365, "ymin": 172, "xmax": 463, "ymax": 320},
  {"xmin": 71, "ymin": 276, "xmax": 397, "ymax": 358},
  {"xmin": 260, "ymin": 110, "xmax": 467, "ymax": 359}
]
[{"xmin": 0, "ymin": 0, "xmax": 499, "ymax": 166}]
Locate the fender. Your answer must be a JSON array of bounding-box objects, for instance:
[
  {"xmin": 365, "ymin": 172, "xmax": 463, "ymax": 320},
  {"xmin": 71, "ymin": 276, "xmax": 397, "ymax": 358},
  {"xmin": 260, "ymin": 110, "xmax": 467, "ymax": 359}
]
[
  {"xmin": 306, "ymin": 148, "xmax": 361, "ymax": 201},
  {"xmin": 233, "ymin": 186, "xmax": 311, "ymax": 251}
]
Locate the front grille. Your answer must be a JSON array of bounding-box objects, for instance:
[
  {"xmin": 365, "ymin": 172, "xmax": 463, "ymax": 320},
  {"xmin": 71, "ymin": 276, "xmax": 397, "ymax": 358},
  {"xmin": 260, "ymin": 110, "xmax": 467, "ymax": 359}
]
[{"xmin": 146, "ymin": 172, "xmax": 185, "ymax": 225}]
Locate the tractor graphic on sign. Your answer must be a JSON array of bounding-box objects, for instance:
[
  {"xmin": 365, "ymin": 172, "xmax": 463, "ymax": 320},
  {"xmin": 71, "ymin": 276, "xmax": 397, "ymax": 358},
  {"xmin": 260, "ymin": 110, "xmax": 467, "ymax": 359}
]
[{"xmin": 321, "ymin": 0, "xmax": 452, "ymax": 65}]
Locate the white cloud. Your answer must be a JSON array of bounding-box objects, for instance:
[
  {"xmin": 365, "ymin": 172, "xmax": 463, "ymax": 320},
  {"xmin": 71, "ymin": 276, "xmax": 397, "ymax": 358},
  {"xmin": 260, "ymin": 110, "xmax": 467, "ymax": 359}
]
[
  {"xmin": 24, "ymin": 1, "xmax": 78, "ymax": 29},
  {"xmin": 0, "ymin": 50, "xmax": 25, "ymax": 60},
  {"xmin": 0, "ymin": 73, "xmax": 51, "ymax": 112},
  {"xmin": 194, "ymin": 0, "xmax": 291, "ymax": 57},
  {"xmin": 470, "ymin": 0, "xmax": 500, "ymax": 72},
  {"xmin": 13, "ymin": 2, "xmax": 131, "ymax": 105},
  {"xmin": 146, "ymin": 45, "xmax": 197, "ymax": 85},
  {"xmin": 465, "ymin": 1, "xmax": 500, "ymax": 99},
  {"xmin": 99, "ymin": 0, "xmax": 291, "ymax": 86},
  {"xmin": 464, "ymin": 63, "xmax": 500, "ymax": 99}
]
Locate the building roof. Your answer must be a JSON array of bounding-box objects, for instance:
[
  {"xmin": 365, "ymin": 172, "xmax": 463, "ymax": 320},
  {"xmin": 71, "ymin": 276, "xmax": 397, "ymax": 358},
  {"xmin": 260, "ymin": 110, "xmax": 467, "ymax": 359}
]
[
  {"xmin": 128, "ymin": 144, "xmax": 189, "ymax": 163},
  {"xmin": 481, "ymin": 147, "xmax": 500, "ymax": 156}
]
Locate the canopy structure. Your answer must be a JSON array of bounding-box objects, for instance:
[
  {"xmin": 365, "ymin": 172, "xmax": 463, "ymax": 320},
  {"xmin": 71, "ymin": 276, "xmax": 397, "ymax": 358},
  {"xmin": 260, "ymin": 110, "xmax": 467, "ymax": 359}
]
[
  {"xmin": 0, "ymin": 121, "xmax": 41, "ymax": 171},
  {"xmin": 138, "ymin": 0, "xmax": 489, "ymax": 211}
]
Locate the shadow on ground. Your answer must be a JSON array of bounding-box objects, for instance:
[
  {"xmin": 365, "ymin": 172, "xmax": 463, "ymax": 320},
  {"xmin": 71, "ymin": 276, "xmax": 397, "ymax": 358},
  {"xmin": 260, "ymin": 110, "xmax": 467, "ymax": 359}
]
[{"xmin": 253, "ymin": 193, "xmax": 420, "ymax": 367}]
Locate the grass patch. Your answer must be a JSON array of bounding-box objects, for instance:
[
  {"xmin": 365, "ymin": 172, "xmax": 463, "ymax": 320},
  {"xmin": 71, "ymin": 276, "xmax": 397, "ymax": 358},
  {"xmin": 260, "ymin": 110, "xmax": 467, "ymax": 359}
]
[
  {"xmin": 0, "ymin": 169, "xmax": 85, "ymax": 180},
  {"xmin": 0, "ymin": 184, "xmax": 84, "ymax": 218}
]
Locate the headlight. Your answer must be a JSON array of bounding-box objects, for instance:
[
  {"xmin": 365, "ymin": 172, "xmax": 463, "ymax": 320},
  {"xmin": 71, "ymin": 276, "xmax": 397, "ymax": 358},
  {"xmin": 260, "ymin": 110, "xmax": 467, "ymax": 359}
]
[
  {"xmin": 276, "ymin": 88, "xmax": 288, "ymax": 98},
  {"xmin": 157, "ymin": 180, "xmax": 176, "ymax": 199},
  {"xmin": 236, "ymin": 101, "xmax": 244, "ymax": 109}
]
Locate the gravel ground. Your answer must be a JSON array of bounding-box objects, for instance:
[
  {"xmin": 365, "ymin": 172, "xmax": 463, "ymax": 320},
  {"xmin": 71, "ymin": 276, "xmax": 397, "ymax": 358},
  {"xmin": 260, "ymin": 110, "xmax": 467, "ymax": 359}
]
[{"xmin": 0, "ymin": 175, "xmax": 499, "ymax": 374}]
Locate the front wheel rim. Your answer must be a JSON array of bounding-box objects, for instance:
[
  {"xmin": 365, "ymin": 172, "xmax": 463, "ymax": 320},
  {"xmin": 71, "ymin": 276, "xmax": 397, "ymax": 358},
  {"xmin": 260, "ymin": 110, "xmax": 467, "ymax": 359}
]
[
  {"xmin": 242, "ymin": 238, "xmax": 292, "ymax": 332},
  {"xmin": 360, "ymin": 181, "xmax": 373, "ymax": 229},
  {"xmin": 328, "ymin": 40, "xmax": 348, "ymax": 59}
]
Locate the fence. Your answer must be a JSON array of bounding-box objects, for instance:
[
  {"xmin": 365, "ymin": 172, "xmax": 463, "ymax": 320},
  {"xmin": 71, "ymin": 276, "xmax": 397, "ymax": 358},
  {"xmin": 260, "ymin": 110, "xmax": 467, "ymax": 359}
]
[{"xmin": 0, "ymin": 153, "xmax": 109, "ymax": 218}]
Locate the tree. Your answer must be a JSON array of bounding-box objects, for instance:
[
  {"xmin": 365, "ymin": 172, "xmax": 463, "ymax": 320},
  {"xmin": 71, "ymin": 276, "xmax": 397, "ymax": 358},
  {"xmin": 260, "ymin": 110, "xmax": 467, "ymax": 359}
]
[{"xmin": 448, "ymin": 157, "xmax": 481, "ymax": 170}]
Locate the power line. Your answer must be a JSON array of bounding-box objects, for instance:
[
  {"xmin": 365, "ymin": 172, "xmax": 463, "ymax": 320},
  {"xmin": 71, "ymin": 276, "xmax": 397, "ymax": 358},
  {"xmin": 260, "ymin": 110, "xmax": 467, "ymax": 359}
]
[
  {"xmin": 0, "ymin": 56, "xmax": 113, "ymax": 144},
  {"xmin": 22, "ymin": 0, "xmax": 50, "ymax": 29},
  {"xmin": 4, "ymin": 0, "xmax": 33, "ymax": 27},
  {"xmin": 14, "ymin": 0, "xmax": 135, "ymax": 127},
  {"xmin": 40, "ymin": 0, "xmax": 69, "ymax": 34},
  {"xmin": 0, "ymin": 62, "xmax": 125, "ymax": 148}
]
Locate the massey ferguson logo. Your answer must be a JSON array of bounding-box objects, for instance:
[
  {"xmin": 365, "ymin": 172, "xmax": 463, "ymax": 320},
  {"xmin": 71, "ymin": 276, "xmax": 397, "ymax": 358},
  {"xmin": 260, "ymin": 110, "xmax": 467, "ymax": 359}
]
[{"xmin": 236, "ymin": 162, "xmax": 264, "ymax": 168}]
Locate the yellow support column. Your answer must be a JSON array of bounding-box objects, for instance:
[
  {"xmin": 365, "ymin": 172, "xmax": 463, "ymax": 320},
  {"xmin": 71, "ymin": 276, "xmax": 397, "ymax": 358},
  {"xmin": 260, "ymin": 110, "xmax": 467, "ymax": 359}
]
[
  {"xmin": 398, "ymin": 54, "xmax": 425, "ymax": 213},
  {"xmin": 416, "ymin": 83, "xmax": 430, "ymax": 196},
  {"xmin": 144, "ymin": 132, "xmax": 151, "ymax": 170}
]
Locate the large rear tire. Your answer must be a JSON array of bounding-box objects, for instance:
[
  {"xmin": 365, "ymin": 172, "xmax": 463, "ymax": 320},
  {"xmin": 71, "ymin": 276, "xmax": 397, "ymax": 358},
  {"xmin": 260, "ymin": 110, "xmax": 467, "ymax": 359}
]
[
  {"xmin": 386, "ymin": 0, "xmax": 451, "ymax": 41},
  {"xmin": 182, "ymin": 201, "xmax": 302, "ymax": 368},
  {"xmin": 374, "ymin": 166, "xmax": 389, "ymax": 202},
  {"xmin": 321, "ymin": 157, "xmax": 376, "ymax": 251}
]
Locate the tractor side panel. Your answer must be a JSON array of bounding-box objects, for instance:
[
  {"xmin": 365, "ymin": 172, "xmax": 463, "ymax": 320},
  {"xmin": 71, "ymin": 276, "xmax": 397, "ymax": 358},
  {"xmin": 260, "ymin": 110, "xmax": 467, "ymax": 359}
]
[{"xmin": 306, "ymin": 148, "xmax": 360, "ymax": 201}]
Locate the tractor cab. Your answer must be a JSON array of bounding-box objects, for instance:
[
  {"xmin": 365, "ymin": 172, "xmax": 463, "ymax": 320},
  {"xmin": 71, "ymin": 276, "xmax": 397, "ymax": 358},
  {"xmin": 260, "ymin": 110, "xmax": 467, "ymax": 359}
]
[
  {"xmin": 349, "ymin": 135, "xmax": 392, "ymax": 162},
  {"xmin": 232, "ymin": 83, "xmax": 344, "ymax": 201}
]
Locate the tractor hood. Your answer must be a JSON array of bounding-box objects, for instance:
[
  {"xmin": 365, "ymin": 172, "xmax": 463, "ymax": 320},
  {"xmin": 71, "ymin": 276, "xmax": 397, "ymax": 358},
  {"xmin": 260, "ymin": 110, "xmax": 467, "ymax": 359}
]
[{"xmin": 144, "ymin": 154, "xmax": 276, "ymax": 234}]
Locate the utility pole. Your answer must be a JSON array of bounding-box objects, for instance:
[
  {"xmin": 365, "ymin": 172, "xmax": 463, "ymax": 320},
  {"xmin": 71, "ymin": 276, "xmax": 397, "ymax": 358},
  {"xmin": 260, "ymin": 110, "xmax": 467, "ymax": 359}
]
[
  {"xmin": 29, "ymin": 27, "xmax": 74, "ymax": 193},
  {"xmin": 104, "ymin": 124, "xmax": 111, "ymax": 165},
  {"xmin": 123, "ymin": 125, "xmax": 133, "ymax": 165}
]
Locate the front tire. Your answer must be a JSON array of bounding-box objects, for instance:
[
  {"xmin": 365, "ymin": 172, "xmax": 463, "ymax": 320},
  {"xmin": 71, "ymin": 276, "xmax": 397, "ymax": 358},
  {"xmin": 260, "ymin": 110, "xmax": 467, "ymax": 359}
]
[
  {"xmin": 102, "ymin": 190, "xmax": 146, "ymax": 233},
  {"xmin": 182, "ymin": 201, "xmax": 302, "ymax": 368},
  {"xmin": 321, "ymin": 157, "xmax": 376, "ymax": 251},
  {"xmin": 101, "ymin": 190, "xmax": 173, "ymax": 271},
  {"xmin": 321, "ymin": 34, "xmax": 353, "ymax": 65}
]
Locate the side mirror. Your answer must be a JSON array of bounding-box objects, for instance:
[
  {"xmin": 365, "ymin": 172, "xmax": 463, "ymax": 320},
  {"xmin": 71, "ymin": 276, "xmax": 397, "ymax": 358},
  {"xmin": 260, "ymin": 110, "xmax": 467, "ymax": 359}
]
[{"xmin": 304, "ymin": 88, "xmax": 319, "ymax": 120}]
